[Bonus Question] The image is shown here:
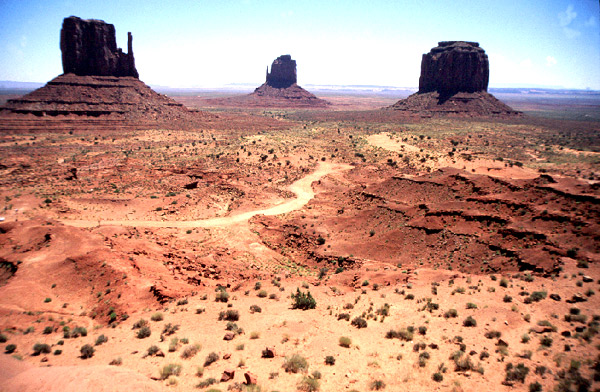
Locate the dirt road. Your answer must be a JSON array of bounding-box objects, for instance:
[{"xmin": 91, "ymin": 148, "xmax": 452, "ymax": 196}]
[{"xmin": 61, "ymin": 162, "xmax": 353, "ymax": 229}]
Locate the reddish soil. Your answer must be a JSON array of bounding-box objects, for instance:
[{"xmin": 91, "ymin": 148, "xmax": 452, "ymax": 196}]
[{"xmin": 0, "ymin": 98, "xmax": 598, "ymax": 391}]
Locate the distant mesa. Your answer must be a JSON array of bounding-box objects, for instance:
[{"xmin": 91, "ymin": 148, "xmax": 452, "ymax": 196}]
[
  {"xmin": 390, "ymin": 41, "xmax": 520, "ymax": 117},
  {"xmin": 1, "ymin": 16, "xmax": 209, "ymax": 129},
  {"xmin": 205, "ymin": 55, "xmax": 330, "ymax": 108}
]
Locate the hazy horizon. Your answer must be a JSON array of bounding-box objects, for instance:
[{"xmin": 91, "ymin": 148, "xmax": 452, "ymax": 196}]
[{"xmin": 1, "ymin": 0, "xmax": 599, "ymax": 90}]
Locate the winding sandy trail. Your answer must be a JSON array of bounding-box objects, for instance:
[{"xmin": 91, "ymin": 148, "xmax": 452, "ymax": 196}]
[{"xmin": 61, "ymin": 162, "xmax": 353, "ymax": 229}]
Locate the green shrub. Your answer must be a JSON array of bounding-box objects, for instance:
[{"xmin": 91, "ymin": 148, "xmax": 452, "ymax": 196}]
[
  {"xmin": 32, "ymin": 343, "xmax": 51, "ymax": 355},
  {"xmin": 339, "ymin": 336, "xmax": 352, "ymax": 348},
  {"xmin": 291, "ymin": 288, "xmax": 316, "ymax": 310},
  {"xmin": 338, "ymin": 313, "xmax": 350, "ymax": 321},
  {"xmin": 160, "ymin": 363, "xmax": 182, "ymax": 380},
  {"xmin": 504, "ymin": 363, "xmax": 529, "ymax": 384},
  {"xmin": 204, "ymin": 352, "xmax": 219, "ymax": 366},
  {"xmin": 218, "ymin": 309, "xmax": 240, "ymax": 321},
  {"xmin": 162, "ymin": 323, "xmax": 179, "ymax": 336},
  {"xmin": 432, "ymin": 372, "xmax": 443, "ymax": 382},
  {"xmin": 298, "ymin": 376, "xmax": 320, "ymax": 391},
  {"xmin": 136, "ymin": 326, "xmax": 151, "ymax": 339},
  {"xmin": 258, "ymin": 290, "xmax": 268, "ymax": 298},
  {"xmin": 444, "ymin": 309, "xmax": 458, "ymax": 318},
  {"xmin": 325, "ymin": 355, "xmax": 336, "ymax": 365},
  {"xmin": 5, "ymin": 344, "xmax": 16, "ymax": 353},
  {"xmin": 151, "ymin": 312, "xmax": 163, "ymax": 322},
  {"xmin": 466, "ymin": 302, "xmax": 478, "ymax": 309},
  {"xmin": 463, "ymin": 316, "xmax": 477, "ymax": 327},
  {"xmin": 95, "ymin": 334, "xmax": 108, "ymax": 345},
  {"xmin": 528, "ymin": 291, "xmax": 547, "ymax": 302},
  {"xmin": 80, "ymin": 344, "xmax": 95, "ymax": 359},
  {"xmin": 215, "ymin": 288, "xmax": 229, "ymax": 303},
  {"xmin": 43, "ymin": 326, "xmax": 53, "ymax": 334},
  {"xmin": 283, "ymin": 353, "xmax": 309, "ymax": 373},
  {"xmin": 181, "ymin": 344, "xmax": 201, "ymax": 359},
  {"xmin": 0, "ymin": 334, "xmax": 7, "ymax": 343},
  {"xmin": 250, "ymin": 305, "xmax": 262, "ymax": 313},
  {"xmin": 369, "ymin": 380, "xmax": 386, "ymax": 390},
  {"xmin": 351, "ymin": 317, "xmax": 367, "ymax": 329},
  {"xmin": 196, "ymin": 378, "xmax": 217, "ymax": 388}
]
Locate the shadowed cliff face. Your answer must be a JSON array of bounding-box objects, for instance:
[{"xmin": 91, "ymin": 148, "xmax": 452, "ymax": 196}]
[
  {"xmin": 60, "ymin": 16, "xmax": 138, "ymax": 78},
  {"xmin": 418, "ymin": 41, "xmax": 489, "ymax": 97},
  {"xmin": 265, "ymin": 55, "xmax": 297, "ymax": 88}
]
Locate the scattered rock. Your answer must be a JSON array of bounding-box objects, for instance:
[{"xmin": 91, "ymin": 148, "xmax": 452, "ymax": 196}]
[
  {"xmin": 244, "ymin": 371, "xmax": 257, "ymax": 385},
  {"xmin": 567, "ymin": 293, "xmax": 588, "ymax": 303},
  {"xmin": 582, "ymin": 275, "xmax": 593, "ymax": 283},
  {"xmin": 220, "ymin": 368, "xmax": 235, "ymax": 382},
  {"xmin": 532, "ymin": 325, "xmax": 554, "ymax": 334},
  {"xmin": 261, "ymin": 347, "xmax": 276, "ymax": 358},
  {"xmin": 223, "ymin": 332, "xmax": 235, "ymax": 341},
  {"xmin": 223, "ymin": 353, "xmax": 231, "ymax": 360},
  {"xmin": 550, "ymin": 293, "xmax": 561, "ymax": 301},
  {"xmin": 266, "ymin": 55, "xmax": 297, "ymax": 88}
]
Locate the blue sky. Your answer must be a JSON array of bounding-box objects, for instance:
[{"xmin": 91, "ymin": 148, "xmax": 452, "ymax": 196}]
[{"xmin": 0, "ymin": 0, "xmax": 598, "ymax": 89}]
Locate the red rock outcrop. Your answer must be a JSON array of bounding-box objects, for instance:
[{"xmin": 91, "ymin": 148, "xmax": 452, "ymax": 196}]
[
  {"xmin": 265, "ymin": 55, "xmax": 297, "ymax": 88},
  {"xmin": 419, "ymin": 41, "xmax": 488, "ymax": 96},
  {"xmin": 203, "ymin": 55, "xmax": 330, "ymax": 108},
  {"xmin": 390, "ymin": 41, "xmax": 520, "ymax": 117},
  {"xmin": 0, "ymin": 16, "xmax": 213, "ymax": 129},
  {"xmin": 61, "ymin": 16, "xmax": 138, "ymax": 78}
]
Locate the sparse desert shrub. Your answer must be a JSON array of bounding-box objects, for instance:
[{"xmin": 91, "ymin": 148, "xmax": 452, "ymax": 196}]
[
  {"xmin": 196, "ymin": 377, "xmax": 217, "ymax": 392},
  {"xmin": 463, "ymin": 316, "xmax": 477, "ymax": 327},
  {"xmin": 283, "ymin": 354, "xmax": 309, "ymax": 373},
  {"xmin": 418, "ymin": 351, "xmax": 430, "ymax": 367},
  {"xmin": 444, "ymin": 309, "xmax": 458, "ymax": 318},
  {"xmin": 218, "ymin": 309, "xmax": 240, "ymax": 321},
  {"xmin": 132, "ymin": 319, "xmax": 148, "ymax": 329},
  {"xmin": 351, "ymin": 317, "xmax": 367, "ymax": 329},
  {"xmin": 385, "ymin": 328, "xmax": 413, "ymax": 341},
  {"xmin": 529, "ymin": 381, "xmax": 542, "ymax": 392},
  {"xmin": 405, "ymin": 294, "xmax": 415, "ymax": 300},
  {"xmin": 499, "ymin": 277, "xmax": 509, "ymax": 287},
  {"xmin": 5, "ymin": 344, "xmax": 16, "ymax": 353},
  {"xmin": 418, "ymin": 326, "xmax": 427, "ymax": 335},
  {"xmin": 204, "ymin": 352, "xmax": 219, "ymax": 366},
  {"xmin": 162, "ymin": 323, "xmax": 179, "ymax": 336},
  {"xmin": 339, "ymin": 336, "xmax": 352, "ymax": 348},
  {"xmin": 376, "ymin": 303, "xmax": 390, "ymax": 316},
  {"xmin": 291, "ymin": 288, "xmax": 316, "ymax": 310},
  {"xmin": 215, "ymin": 288, "xmax": 229, "ymax": 303},
  {"xmin": 53, "ymin": 349, "xmax": 62, "ymax": 355},
  {"xmin": 466, "ymin": 302, "xmax": 478, "ymax": 309},
  {"xmin": 181, "ymin": 344, "xmax": 201, "ymax": 359},
  {"xmin": 0, "ymin": 333, "xmax": 7, "ymax": 343},
  {"xmin": 95, "ymin": 334, "xmax": 108, "ymax": 345},
  {"xmin": 540, "ymin": 336, "xmax": 553, "ymax": 347},
  {"xmin": 109, "ymin": 357, "xmax": 122, "ymax": 366},
  {"xmin": 503, "ymin": 295, "xmax": 513, "ymax": 303},
  {"xmin": 298, "ymin": 375, "xmax": 320, "ymax": 391},
  {"xmin": 151, "ymin": 312, "xmax": 163, "ymax": 322},
  {"xmin": 325, "ymin": 355, "xmax": 336, "ymax": 365},
  {"xmin": 528, "ymin": 291, "xmax": 547, "ymax": 303},
  {"xmin": 258, "ymin": 290, "xmax": 268, "ymax": 298},
  {"xmin": 521, "ymin": 334, "xmax": 530, "ymax": 343},
  {"xmin": 32, "ymin": 343, "xmax": 51, "ymax": 355},
  {"xmin": 484, "ymin": 331, "xmax": 501, "ymax": 339},
  {"xmin": 80, "ymin": 344, "xmax": 95, "ymax": 359},
  {"xmin": 42, "ymin": 326, "xmax": 52, "ymax": 335},
  {"xmin": 147, "ymin": 345, "xmax": 161, "ymax": 356},
  {"xmin": 250, "ymin": 331, "xmax": 260, "ymax": 339},
  {"xmin": 160, "ymin": 363, "xmax": 182, "ymax": 380},
  {"xmin": 504, "ymin": 363, "xmax": 529, "ymax": 384},
  {"xmin": 254, "ymin": 281, "xmax": 262, "ymax": 290},
  {"xmin": 250, "ymin": 305, "xmax": 262, "ymax": 313},
  {"xmin": 136, "ymin": 326, "xmax": 151, "ymax": 339},
  {"xmin": 369, "ymin": 380, "xmax": 386, "ymax": 390},
  {"xmin": 338, "ymin": 313, "xmax": 350, "ymax": 321},
  {"xmin": 432, "ymin": 372, "xmax": 444, "ymax": 382}
]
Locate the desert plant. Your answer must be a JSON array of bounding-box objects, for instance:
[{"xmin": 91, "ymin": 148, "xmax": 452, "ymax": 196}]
[
  {"xmin": 283, "ymin": 353, "xmax": 309, "ymax": 373},
  {"xmin": 339, "ymin": 336, "xmax": 352, "ymax": 348},
  {"xmin": 162, "ymin": 323, "xmax": 179, "ymax": 336},
  {"xmin": 147, "ymin": 345, "xmax": 161, "ymax": 356},
  {"xmin": 95, "ymin": 334, "xmax": 108, "ymax": 345},
  {"xmin": 80, "ymin": 344, "xmax": 95, "ymax": 359},
  {"xmin": 504, "ymin": 363, "xmax": 529, "ymax": 384},
  {"xmin": 0, "ymin": 334, "xmax": 7, "ymax": 343},
  {"xmin": 32, "ymin": 343, "xmax": 51, "ymax": 355},
  {"xmin": 160, "ymin": 363, "xmax": 182, "ymax": 380},
  {"xmin": 151, "ymin": 312, "xmax": 163, "ymax": 322},
  {"xmin": 5, "ymin": 344, "xmax": 16, "ymax": 353},
  {"xmin": 291, "ymin": 288, "xmax": 316, "ymax": 310},
  {"xmin": 204, "ymin": 352, "xmax": 219, "ymax": 366},
  {"xmin": 338, "ymin": 313, "xmax": 350, "ymax": 321},
  {"xmin": 132, "ymin": 319, "xmax": 148, "ymax": 329},
  {"xmin": 299, "ymin": 376, "xmax": 320, "ymax": 391},
  {"xmin": 258, "ymin": 290, "xmax": 268, "ymax": 298},
  {"xmin": 181, "ymin": 344, "xmax": 201, "ymax": 359},
  {"xmin": 369, "ymin": 380, "xmax": 386, "ymax": 390},
  {"xmin": 215, "ymin": 288, "xmax": 229, "ymax": 303},
  {"xmin": 218, "ymin": 309, "xmax": 240, "ymax": 321},
  {"xmin": 466, "ymin": 302, "xmax": 478, "ymax": 309},
  {"xmin": 463, "ymin": 316, "xmax": 477, "ymax": 327},
  {"xmin": 136, "ymin": 326, "xmax": 151, "ymax": 339},
  {"xmin": 432, "ymin": 372, "xmax": 443, "ymax": 382},
  {"xmin": 351, "ymin": 317, "xmax": 367, "ymax": 329},
  {"xmin": 325, "ymin": 355, "xmax": 336, "ymax": 365},
  {"xmin": 444, "ymin": 309, "xmax": 458, "ymax": 318},
  {"xmin": 250, "ymin": 305, "xmax": 262, "ymax": 313}
]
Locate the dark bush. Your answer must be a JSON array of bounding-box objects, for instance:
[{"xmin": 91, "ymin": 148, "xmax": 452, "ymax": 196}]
[
  {"xmin": 218, "ymin": 309, "xmax": 240, "ymax": 321},
  {"xmin": 136, "ymin": 326, "xmax": 151, "ymax": 339},
  {"xmin": 351, "ymin": 317, "xmax": 367, "ymax": 329},
  {"xmin": 32, "ymin": 343, "xmax": 51, "ymax": 355},
  {"xmin": 80, "ymin": 344, "xmax": 95, "ymax": 359},
  {"xmin": 291, "ymin": 288, "xmax": 316, "ymax": 310}
]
